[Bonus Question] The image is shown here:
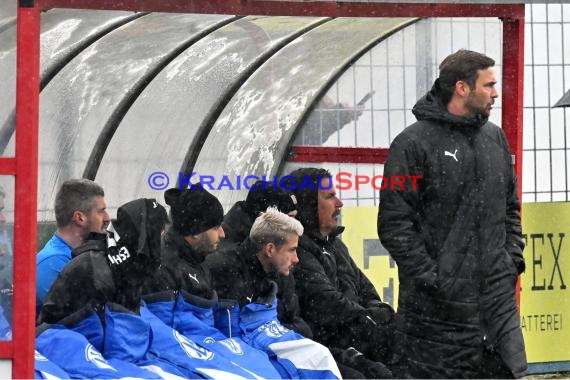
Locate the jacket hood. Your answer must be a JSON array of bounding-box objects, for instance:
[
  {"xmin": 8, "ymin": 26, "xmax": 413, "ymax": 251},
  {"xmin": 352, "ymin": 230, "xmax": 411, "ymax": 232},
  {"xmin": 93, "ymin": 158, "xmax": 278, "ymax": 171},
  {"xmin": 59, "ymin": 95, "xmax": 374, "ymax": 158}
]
[
  {"xmin": 412, "ymin": 79, "xmax": 489, "ymax": 129},
  {"xmin": 244, "ymin": 180, "xmax": 298, "ymax": 216},
  {"xmin": 107, "ymin": 198, "xmax": 168, "ymax": 279},
  {"xmin": 288, "ymin": 168, "xmax": 327, "ymax": 233},
  {"xmin": 222, "ymin": 201, "xmax": 253, "ymax": 244}
]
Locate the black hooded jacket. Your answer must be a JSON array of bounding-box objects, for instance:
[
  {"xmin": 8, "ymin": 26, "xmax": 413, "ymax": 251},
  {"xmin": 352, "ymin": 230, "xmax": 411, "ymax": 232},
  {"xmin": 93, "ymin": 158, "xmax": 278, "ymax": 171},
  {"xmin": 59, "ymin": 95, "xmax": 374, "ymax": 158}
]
[
  {"xmin": 378, "ymin": 81, "xmax": 527, "ymax": 378},
  {"xmin": 39, "ymin": 199, "xmax": 166, "ymax": 324},
  {"xmin": 289, "ymin": 168, "xmax": 392, "ymax": 357},
  {"xmin": 295, "ymin": 228, "xmax": 387, "ymax": 346},
  {"xmin": 145, "ymin": 227, "xmax": 214, "ymax": 299},
  {"xmin": 205, "ymin": 238, "xmax": 313, "ymax": 338},
  {"xmin": 220, "ymin": 201, "xmax": 252, "ymax": 244},
  {"xmin": 220, "ymin": 183, "xmax": 298, "ymax": 245}
]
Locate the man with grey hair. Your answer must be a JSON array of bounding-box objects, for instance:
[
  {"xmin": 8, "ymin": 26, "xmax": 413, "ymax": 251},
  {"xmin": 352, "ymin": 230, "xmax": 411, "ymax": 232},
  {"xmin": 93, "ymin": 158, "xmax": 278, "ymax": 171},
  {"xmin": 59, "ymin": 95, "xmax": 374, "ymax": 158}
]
[{"xmin": 36, "ymin": 179, "xmax": 110, "ymax": 310}]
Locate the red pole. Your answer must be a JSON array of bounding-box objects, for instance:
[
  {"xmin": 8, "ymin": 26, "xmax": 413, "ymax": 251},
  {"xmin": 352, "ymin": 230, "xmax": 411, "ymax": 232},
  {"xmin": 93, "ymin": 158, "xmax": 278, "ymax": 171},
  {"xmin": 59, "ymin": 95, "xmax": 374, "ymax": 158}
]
[
  {"xmin": 13, "ymin": 1, "xmax": 40, "ymax": 378},
  {"xmin": 501, "ymin": 11, "xmax": 525, "ymax": 307},
  {"xmin": 502, "ymin": 13, "xmax": 525, "ymax": 199}
]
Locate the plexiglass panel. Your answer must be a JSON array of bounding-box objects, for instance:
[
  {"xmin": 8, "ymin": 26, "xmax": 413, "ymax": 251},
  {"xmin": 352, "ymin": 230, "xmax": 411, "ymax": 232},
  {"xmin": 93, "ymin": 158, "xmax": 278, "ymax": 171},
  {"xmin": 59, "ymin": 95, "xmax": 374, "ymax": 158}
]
[
  {"xmin": 0, "ymin": 176, "xmax": 14, "ymax": 341},
  {"xmin": 293, "ymin": 17, "xmax": 503, "ymax": 149},
  {"xmin": 0, "ymin": 1, "xmax": 15, "ymax": 31},
  {"xmin": 0, "ymin": 5, "xmax": 16, "ymax": 158},
  {"xmin": 96, "ymin": 16, "xmax": 325, "ymax": 212},
  {"xmin": 0, "ymin": 9, "xmax": 139, "ymax": 157},
  {"xmin": 193, "ymin": 17, "xmax": 415, "ymax": 209},
  {"xmin": 37, "ymin": 13, "xmax": 231, "ymax": 221}
]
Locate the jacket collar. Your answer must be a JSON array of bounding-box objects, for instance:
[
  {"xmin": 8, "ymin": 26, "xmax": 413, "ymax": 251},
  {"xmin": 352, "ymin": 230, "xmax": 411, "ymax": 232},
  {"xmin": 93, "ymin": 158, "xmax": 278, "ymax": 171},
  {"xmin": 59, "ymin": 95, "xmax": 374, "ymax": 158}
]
[
  {"xmin": 164, "ymin": 228, "xmax": 205, "ymax": 265},
  {"xmin": 72, "ymin": 232, "xmax": 107, "ymax": 259},
  {"xmin": 306, "ymin": 226, "xmax": 345, "ymax": 244},
  {"xmin": 240, "ymin": 237, "xmax": 278, "ymax": 281}
]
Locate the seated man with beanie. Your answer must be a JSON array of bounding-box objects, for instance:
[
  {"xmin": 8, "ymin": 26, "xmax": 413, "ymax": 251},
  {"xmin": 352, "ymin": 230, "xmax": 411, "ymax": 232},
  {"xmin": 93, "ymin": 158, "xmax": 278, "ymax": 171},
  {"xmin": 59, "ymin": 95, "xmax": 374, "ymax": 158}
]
[{"xmin": 145, "ymin": 183, "xmax": 225, "ymax": 298}]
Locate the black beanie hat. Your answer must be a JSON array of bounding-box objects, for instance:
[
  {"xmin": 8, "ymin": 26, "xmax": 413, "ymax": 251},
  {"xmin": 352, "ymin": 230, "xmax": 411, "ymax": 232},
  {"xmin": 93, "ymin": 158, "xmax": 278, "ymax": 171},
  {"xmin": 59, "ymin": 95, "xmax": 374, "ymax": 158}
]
[
  {"xmin": 164, "ymin": 183, "xmax": 224, "ymax": 236},
  {"xmin": 244, "ymin": 180, "xmax": 298, "ymax": 218}
]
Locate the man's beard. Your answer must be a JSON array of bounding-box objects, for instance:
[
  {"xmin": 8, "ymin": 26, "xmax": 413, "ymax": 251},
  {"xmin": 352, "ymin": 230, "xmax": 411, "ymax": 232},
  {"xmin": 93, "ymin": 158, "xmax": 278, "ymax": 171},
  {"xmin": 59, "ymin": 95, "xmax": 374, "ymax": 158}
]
[{"xmin": 465, "ymin": 95, "xmax": 492, "ymax": 118}]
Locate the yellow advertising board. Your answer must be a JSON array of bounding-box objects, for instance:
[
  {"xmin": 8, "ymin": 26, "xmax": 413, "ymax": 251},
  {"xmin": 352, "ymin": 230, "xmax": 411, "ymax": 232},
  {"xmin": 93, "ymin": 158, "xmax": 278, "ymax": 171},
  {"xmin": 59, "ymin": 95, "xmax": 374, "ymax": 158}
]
[
  {"xmin": 342, "ymin": 203, "xmax": 569, "ymax": 366},
  {"xmin": 519, "ymin": 202, "xmax": 568, "ymax": 364},
  {"xmin": 342, "ymin": 207, "xmax": 400, "ymax": 309}
]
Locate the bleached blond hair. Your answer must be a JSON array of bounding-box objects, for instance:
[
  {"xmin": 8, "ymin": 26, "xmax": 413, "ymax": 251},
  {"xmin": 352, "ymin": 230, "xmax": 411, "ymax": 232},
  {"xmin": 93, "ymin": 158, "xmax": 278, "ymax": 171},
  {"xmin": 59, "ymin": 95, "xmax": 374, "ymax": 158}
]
[{"xmin": 250, "ymin": 207, "xmax": 303, "ymax": 248}]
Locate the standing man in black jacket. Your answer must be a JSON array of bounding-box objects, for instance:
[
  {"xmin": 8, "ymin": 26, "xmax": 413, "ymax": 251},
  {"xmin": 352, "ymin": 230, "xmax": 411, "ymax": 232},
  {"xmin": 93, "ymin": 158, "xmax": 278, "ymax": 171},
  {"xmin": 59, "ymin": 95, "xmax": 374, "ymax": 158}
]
[
  {"xmin": 289, "ymin": 167, "xmax": 395, "ymax": 367},
  {"xmin": 378, "ymin": 49, "xmax": 527, "ymax": 378}
]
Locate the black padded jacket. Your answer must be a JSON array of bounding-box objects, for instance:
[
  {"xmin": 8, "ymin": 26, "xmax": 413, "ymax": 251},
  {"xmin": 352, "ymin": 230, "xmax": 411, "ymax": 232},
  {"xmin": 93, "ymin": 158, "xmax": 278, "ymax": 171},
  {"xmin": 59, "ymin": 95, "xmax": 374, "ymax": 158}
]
[
  {"xmin": 205, "ymin": 237, "xmax": 313, "ymax": 338},
  {"xmin": 378, "ymin": 81, "xmax": 527, "ymax": 378}
]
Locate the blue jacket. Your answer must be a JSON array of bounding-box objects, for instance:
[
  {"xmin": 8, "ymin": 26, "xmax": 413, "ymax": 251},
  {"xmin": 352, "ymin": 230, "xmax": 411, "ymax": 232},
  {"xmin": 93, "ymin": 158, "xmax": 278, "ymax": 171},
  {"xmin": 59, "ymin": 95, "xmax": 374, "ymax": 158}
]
[
  {"xmin": 35, "ymin": 323, "xmax": 163, "ymax": 379},
  {"xmin": 34, "ymin": 350, "xmax": 69, "ymax": 380},
  {"xmin": 240, "ymin": 296, "xmax": 341, "ymax": 379},
  {"xmin": 36, "ymin": 234, "xmax": 72, "ymax": 311},
  {"xmin": 141, "ymin": 292, "xmax": 281, "ymax": 379},
  {"xmin": 145, "ymin": 290, "xmax": 282, "ymax": 378}
]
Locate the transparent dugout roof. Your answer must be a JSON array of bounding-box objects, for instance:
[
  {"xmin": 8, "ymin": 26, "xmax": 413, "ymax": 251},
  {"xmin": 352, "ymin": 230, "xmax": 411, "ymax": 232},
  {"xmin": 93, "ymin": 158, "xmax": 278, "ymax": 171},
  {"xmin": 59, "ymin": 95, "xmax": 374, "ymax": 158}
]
[
  {"xmin": 0, "ymin": 1, "xmax": 15, "ymax": 31},
  {"xmin": 0, "ymin": 10, "xmax": 428, "ymax": 218},
  {"xmin": 0, "ymin": 9, "xmax": 138, "ymax": 156},
  {"xmin": 37, "ymin": 12, "xmax": 232, "ymax": 220},
  {"xmin": 193, "ymin": 17, "xmax": 416, "ymax": 209},
  {"xmin": 95, "ymin": 15, "xmax": 326, "ymax": 212}
]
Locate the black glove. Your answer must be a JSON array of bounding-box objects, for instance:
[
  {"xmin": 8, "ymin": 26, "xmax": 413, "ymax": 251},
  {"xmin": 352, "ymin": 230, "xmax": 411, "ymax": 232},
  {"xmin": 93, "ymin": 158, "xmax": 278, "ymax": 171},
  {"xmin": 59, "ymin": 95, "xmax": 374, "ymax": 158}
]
[
  {"xmin": 341, "ymin": 347, "xmax": 393, "ymax": 379},
  {"xmin": 252, "ymin": 280, "xmax": 278, "ymax": 306},
  {"xmin": 364, "ymin": 303, "xmax": 395, "ymax": 325},
  {"xmin": 358, "ymin": 303, "xmax": 394, "ymax": 326},
  {"xmin": 511, "ymin": 256, "xmax": 526, "ymax": 274},
  {"xmin": 414, "ymin": 270, "xmax": 439, "ymax": 293}
]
